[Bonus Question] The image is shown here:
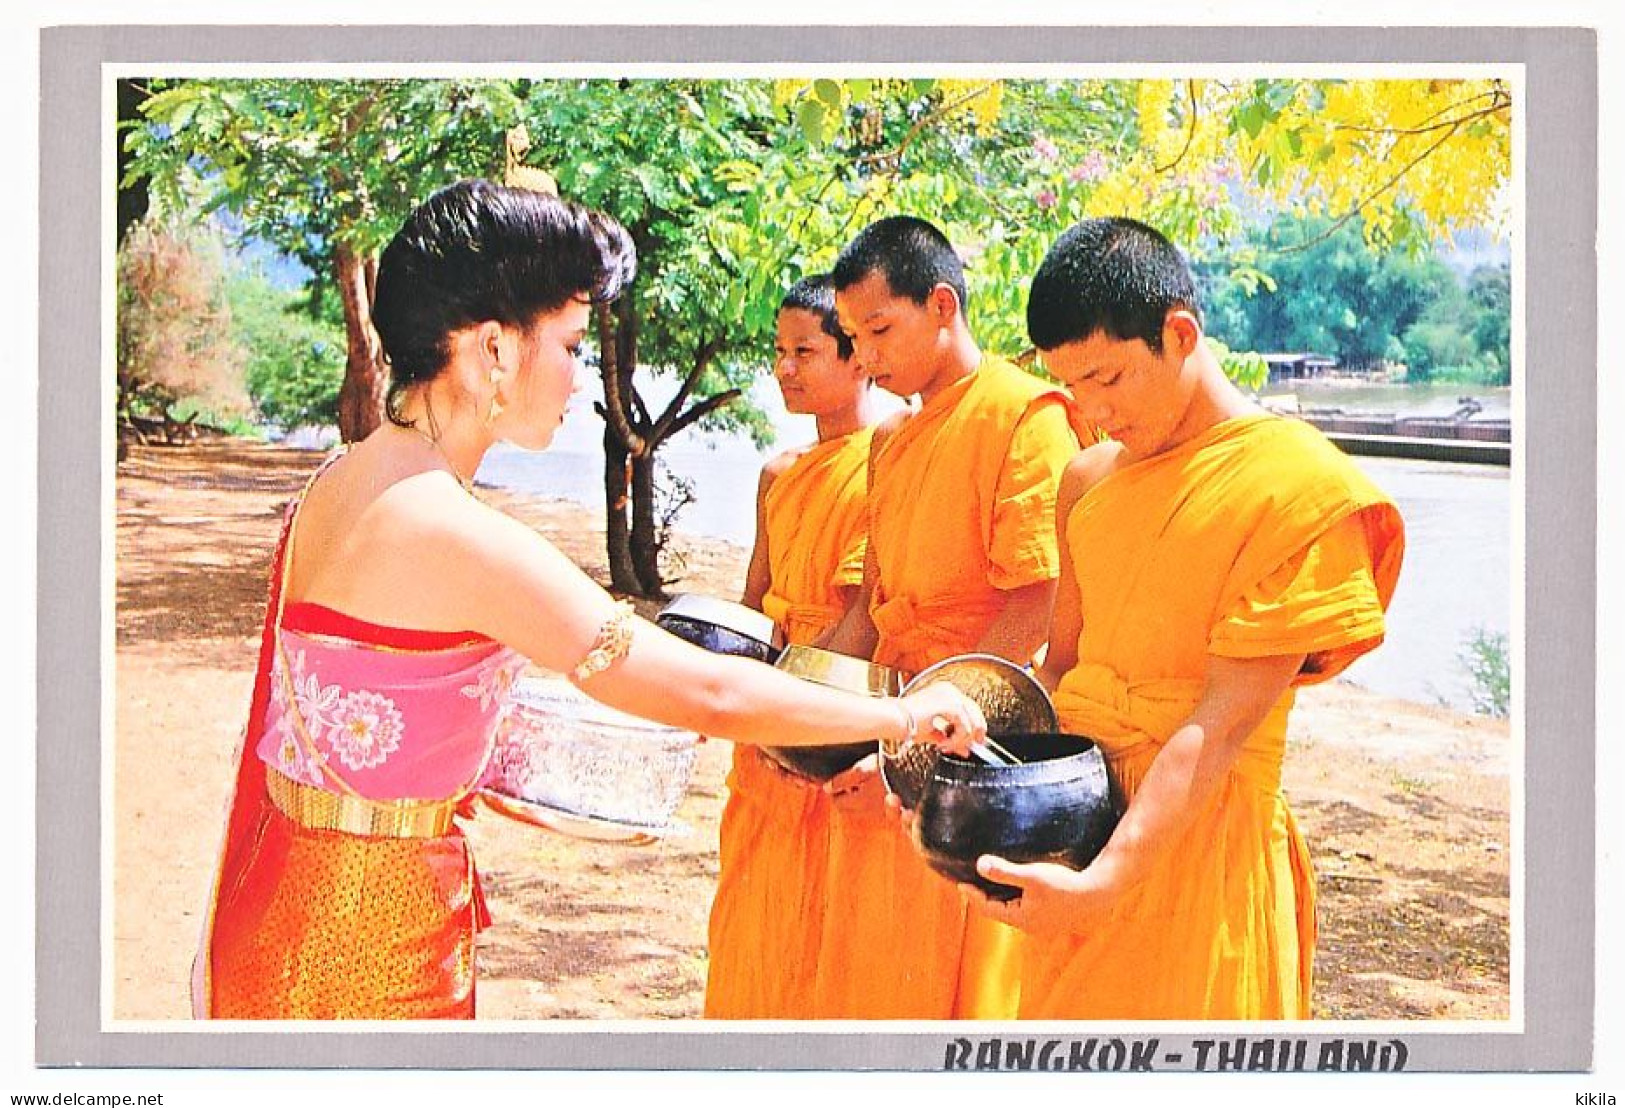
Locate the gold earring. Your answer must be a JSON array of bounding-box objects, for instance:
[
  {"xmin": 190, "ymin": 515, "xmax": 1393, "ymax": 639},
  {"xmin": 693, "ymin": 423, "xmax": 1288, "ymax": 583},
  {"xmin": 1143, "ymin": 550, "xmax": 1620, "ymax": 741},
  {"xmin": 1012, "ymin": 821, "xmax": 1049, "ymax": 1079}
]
[{"xmin": 487, "ymin": 366, "xmax": 505, "ymax": 426}]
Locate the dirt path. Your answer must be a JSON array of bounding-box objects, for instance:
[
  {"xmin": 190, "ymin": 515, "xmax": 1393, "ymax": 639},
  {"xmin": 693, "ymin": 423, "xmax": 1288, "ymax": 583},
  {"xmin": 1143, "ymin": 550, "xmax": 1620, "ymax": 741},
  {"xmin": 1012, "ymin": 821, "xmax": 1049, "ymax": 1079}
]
[{"xmin": 113, "ymin": 441, "xmax": 1511, "ymax": 1021}]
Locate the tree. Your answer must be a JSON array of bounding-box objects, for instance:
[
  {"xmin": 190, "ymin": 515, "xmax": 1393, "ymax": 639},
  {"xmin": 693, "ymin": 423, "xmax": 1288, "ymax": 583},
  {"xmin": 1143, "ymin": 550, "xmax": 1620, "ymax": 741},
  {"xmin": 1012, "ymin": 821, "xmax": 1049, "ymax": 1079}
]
[
  {"xmin": 115, "ymin": 79, "xmax": 150, "ymax": 243},
  {"xmin": 1199, "ymin": 216, "xmax": 1450, "ymax": 369},
  {"xmin": 124, "ymin": 78, "xmax": 528, "ymax": 442},
  {"xmin": 515, "ymin": 80, "xmax": 787, "ymax": 593},
  {"xmin": 1467, "ymin": 263, "xmax": 1512, "ymax": 373},
  {"xmin": 753, "ymin": 76, "xmax": 1510, "ymax": 375},
  {"xmin": 116, "ymin": 218, "xmax": 248, "ymax": 438},
  {"xmin": 226, "ymin": 260, "xmax": 347, "ymax": 432}
]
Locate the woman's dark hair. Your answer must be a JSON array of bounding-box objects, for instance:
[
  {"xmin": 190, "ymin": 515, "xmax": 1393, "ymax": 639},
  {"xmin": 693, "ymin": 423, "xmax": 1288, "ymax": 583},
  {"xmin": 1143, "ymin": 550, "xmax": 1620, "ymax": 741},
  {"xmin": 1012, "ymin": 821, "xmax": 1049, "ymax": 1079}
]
[
  {"xmin": 1026, "ymin": 216, "xmax": 1201, "ymax": 353},
  {"xmin": 830, "ymin": 215, "xmax": 968, "ymax": 313},
  {"xmin": 779, "ymin": 273, "xmax": 854, "ymax": 360},
  {"xmin": 372, "ymin": 179, "xmax": 636, "ymax": 425}
]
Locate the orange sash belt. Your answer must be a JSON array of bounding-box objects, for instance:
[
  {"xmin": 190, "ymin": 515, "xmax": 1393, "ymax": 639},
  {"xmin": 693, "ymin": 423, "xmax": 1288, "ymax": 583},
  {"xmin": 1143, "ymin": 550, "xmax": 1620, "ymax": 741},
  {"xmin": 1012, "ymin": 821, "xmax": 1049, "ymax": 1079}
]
[
  {"xmin": 1055, "ymin": 662, "xmax": 1290, "ymax": 792},
  {"xmin": 762, "ymin": 593, "xmax": 844, "ymax": 646},
  {"xmin": 871, "ymin": 589, "xmax": 1000, "ymax": 667}
]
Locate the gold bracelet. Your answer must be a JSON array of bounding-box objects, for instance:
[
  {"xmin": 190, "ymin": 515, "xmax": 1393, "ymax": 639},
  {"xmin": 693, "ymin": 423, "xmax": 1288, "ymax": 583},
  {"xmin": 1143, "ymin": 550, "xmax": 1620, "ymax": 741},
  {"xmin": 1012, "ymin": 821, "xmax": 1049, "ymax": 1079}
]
[
  {"xmin": 896, "ymin": 700, "xmax": 918, "ymax": 744},
  {"xmin": 571, "ymin": 600, "xmax": 636, "ymax": 683}
]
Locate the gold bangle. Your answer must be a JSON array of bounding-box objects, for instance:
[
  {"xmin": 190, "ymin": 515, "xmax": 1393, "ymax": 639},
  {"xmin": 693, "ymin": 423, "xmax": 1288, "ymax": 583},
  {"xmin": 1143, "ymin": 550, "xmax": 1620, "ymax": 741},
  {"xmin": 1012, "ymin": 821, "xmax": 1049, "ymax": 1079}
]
[
  {"xmin": 896, "ymin": 700, "xmax": 918, "ymax": 743},
  {"xmin": 571, "ymin": 600, "xmax": 636, "ymax": 683}
]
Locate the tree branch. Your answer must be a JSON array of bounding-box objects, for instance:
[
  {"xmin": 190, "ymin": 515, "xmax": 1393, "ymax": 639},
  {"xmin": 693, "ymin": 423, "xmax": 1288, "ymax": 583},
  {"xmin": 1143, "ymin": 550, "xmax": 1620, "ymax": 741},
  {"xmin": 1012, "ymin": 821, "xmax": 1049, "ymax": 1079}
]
[
  {"xmin": 652, "ymin": 335, "xmax": 727, "ymax": 441},
  {"xmin": 665, "ymin": 387, "xmax": 744, "ymax": 441},
  {"xmin": 1332, "ymin": 95, "xmax": 1508, "ymax": 139},
  {"xmin": 857, "ymin": 81, "xmax": 999, "ymax": 174},
  {"xmin": 789, "ymin": 167, "xmax": 848, "ymax": 248},
  {"xmin": 1270, "ymin": 114, "xmax": 1471, "ymax": 256},
  {"xmin": 1152, "ymin": 79, "xmax": 1201, "ymax": 175}
]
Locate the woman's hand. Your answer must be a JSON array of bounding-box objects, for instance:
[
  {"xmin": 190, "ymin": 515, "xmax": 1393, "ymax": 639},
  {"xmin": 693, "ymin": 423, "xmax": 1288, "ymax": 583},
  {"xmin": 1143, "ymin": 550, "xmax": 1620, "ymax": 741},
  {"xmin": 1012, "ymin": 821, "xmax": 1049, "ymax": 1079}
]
[
  {"xmin": 896, "ymin": 680, "xmax": 985, "ymax": 758},
  {"xmin": 963, "ymin": 854, "xmax": 1122, "ymax": 939}
]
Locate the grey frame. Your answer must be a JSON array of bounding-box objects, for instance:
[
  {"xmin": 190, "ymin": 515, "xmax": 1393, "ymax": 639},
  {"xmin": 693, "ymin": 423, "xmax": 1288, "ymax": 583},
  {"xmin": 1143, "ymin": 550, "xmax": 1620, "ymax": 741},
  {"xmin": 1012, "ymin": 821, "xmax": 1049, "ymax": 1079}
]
[{"xmin": 40, "ymin": 24, "xmax": 1595, "ymax": 1072}]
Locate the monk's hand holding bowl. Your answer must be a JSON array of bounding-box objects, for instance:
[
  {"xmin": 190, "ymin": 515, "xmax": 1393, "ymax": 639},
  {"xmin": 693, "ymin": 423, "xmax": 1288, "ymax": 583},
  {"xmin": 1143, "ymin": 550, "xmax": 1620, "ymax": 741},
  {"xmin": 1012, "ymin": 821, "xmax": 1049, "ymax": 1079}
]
[{"xmin": 965, "ymin": 854, "xmax": 1121, "ymax": 939}]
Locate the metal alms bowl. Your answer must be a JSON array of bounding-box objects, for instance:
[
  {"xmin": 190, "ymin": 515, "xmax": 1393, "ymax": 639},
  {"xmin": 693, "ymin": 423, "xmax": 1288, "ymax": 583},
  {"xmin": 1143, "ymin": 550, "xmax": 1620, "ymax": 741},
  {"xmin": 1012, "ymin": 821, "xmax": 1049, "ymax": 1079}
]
[
  {"xmin": 912, "ymin": 732, "xmax": 1122, "ymax": 902},
  {"xmin": 480, "ymin": 676, "xmax": 699, "ymax": 834},
  {"xmin": 655, "ymin": 593, "xmax": 780, "ymax": 665},
  {"xmin": 881, "ymin": 653, "xmax": 1058, "ymax": 809},
  {"xmin": 760, "ymin": 644, "xmax": 902, "ymax": 781}
]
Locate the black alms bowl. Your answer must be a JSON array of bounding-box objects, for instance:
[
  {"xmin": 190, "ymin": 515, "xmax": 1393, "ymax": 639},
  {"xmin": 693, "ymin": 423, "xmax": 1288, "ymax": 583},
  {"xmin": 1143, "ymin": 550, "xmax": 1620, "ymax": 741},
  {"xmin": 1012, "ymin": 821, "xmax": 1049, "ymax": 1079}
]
[
  {"xmin": 655, "ymin": 594, "xmax": 780, "ymax": 665},
  {"xmin": 761, "ymin": 742, "xmax": 877, "ymax": 781},
  {"xmin": 912, "ymin": 732, "xmax": 1122, "ymax": 902}
]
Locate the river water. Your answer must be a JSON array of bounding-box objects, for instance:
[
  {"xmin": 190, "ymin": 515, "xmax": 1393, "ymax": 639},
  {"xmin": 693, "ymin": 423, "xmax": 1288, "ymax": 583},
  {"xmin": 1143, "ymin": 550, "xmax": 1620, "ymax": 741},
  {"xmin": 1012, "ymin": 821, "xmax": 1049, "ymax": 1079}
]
[{"xmin": 474, "ymin": 378, "xmax": 1512, "ymax": 712}]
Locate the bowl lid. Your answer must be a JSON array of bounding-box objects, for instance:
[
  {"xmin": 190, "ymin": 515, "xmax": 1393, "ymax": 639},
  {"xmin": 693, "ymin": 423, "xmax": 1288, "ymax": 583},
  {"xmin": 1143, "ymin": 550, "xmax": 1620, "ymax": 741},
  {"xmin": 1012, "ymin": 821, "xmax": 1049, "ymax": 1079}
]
[{"xmin": 656, "ymin": 593, "xmax": 776, "ymax": 645}]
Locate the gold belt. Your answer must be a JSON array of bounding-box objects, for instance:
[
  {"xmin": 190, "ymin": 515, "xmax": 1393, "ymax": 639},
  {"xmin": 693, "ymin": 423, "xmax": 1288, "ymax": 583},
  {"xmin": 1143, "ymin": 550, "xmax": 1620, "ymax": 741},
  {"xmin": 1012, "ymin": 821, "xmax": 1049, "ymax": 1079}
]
[{"xmin": 266, "ymin": 769, "xmax": 458, "ymax": 839}]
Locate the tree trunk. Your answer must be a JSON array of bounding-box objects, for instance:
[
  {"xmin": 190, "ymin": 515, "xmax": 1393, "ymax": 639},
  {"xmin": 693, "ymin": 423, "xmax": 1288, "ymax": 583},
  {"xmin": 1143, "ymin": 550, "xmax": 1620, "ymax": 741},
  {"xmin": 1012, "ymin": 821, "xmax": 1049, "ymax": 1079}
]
[
  {"xmin": 335, "ymin": 244, "xmax": 386, "ymax": 443},
  {"xmin": 603, "ymin": 427, "xmax": 643, "ymax": 595},
  {"xmin": 629, "ymin": 450, "xmax": 663, "ymax": 596},
  {"xmin": 597, "ymin": 297, "xmax": 663, "ymax": 597},
  {"xmin": 595, "ymin": 310, "xmax": 747, "ymax": 598}
]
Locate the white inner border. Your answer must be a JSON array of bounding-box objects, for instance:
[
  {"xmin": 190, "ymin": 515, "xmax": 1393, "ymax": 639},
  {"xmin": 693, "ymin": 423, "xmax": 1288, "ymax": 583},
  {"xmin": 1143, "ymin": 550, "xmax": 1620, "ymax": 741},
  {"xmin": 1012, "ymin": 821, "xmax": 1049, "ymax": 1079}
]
[{"xmin": 99, "ymin": 59, "xmax": 1528, "ymax": 1042}]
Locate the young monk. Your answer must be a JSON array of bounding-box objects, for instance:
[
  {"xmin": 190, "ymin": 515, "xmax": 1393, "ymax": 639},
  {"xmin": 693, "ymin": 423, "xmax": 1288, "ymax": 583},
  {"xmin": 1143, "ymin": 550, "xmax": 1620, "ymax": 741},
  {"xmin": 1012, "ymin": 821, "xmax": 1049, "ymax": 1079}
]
[
  {"xmin": 703, "ymin": 275, "xmax": 880, "ymax": 1018},
  {"xmin": 815, "ymin": 216, "xmax": 1088, "ymax": 1018},
  {"xmin": 967, "ymin": 216, "xmax": 1405, "ymax": 1019}
]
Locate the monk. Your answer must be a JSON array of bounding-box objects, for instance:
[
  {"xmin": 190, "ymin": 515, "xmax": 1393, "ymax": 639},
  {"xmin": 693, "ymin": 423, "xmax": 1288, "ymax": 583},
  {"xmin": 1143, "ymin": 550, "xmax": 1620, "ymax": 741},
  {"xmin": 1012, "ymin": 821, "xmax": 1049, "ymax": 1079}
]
[
  {"xmin": 816, "ymin": 215, "xmax": 1087, "ymax": 1018},
  {"xmin": 967, "ymin": 216, "xmax": 1405, "ymax": 1019},
  {"xmin": 704, "ymin": 275, "xmax": 879, "ymax": 1018}
]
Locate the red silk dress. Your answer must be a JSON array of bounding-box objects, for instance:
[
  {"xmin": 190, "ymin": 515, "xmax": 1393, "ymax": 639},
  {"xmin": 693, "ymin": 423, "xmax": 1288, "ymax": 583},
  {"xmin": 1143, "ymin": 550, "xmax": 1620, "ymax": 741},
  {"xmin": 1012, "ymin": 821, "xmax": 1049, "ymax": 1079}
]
[{"xmin": 195, "ymin": 457, "xmax": 524, "ymax": 1019}]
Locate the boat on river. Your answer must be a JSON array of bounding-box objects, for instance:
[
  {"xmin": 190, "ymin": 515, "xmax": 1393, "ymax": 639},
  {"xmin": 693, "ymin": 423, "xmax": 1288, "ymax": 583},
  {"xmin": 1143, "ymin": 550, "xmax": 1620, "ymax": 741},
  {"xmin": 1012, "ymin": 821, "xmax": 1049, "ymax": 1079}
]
[{"xmin": 1261, "ymin": 395, "xmax": 1511, "ymax": 465}]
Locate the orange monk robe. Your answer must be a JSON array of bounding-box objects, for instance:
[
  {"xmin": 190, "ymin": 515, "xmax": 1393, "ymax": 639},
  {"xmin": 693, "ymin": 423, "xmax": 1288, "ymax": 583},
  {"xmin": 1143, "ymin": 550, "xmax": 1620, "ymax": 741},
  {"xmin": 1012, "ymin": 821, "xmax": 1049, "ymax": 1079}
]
[
  {"xmin": 704, "ymin": 428, "xmax": 873, "ymax": 1018},
  {"xmin": 812, "ymin": 356, "xmax": 1087, "ymax": 1019},
  {"xmin": 1026, "ymin": 413, "xmax": 1405, "ymax": 1020}
]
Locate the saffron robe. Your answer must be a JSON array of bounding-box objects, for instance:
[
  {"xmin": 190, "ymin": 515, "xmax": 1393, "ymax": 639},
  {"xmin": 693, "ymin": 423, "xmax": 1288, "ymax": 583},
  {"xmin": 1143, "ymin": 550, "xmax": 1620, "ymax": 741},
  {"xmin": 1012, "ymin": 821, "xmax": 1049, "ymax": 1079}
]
[
  {"xmin": 1025, "ymin": 413, "xmax": 1404, "ymax": 1020},
  {"xmin": 704, "ymin": 429, "xmax": 872, "ymax": 1018},
  {"xmin": 813, "ymin": 356, "xmax": 1086, "ymax": 1018}
]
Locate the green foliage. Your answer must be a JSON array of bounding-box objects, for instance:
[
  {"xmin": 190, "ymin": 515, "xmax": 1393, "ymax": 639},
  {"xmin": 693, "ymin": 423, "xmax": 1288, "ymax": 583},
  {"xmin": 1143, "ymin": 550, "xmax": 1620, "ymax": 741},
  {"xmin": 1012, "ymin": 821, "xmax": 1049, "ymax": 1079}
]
[
  {"xmin": 1468, "ymin": 264, "xmax": 1511, "ymax": 367},
  {"xmin": 1459, "ymin": 626, "xmax": 1511, "ymax": 718},
  {"xmin": 127, "ymin": 76, "xmax": 1512, "ymax": 447},
  {"xmin": 1414, "ymin": 361, "xmax": 1512, "ymax": 386},
  {"xmin": 1400, "ymin": 262, "xmax": 1511, "ymax": 383},
  {"xmin": 126, "ymin": 78, "xmax": 524, "ymax": 263},
  {"xmin": 225, "ymin": 262, "xmax": 346, "ymax": 430},
  {"xmin": 1200, "ymin": 217, "xmax": 1509, "ymax": 382},
  {"xmin": 1201, "ymin": 216, "xmax": 1440, "ymax": 366},
  {"xmin": 1206, "ymin": 338, "xmax": 1270, "ymax": 392}
]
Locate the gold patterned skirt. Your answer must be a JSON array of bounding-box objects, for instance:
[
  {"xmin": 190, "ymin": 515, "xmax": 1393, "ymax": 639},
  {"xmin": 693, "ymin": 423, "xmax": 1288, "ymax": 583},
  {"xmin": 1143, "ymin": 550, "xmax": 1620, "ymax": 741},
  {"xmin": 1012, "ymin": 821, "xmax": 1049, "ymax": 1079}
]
[{"xmin": 205, "ymin": 788, "xmax": 481, "ymax": 1020}]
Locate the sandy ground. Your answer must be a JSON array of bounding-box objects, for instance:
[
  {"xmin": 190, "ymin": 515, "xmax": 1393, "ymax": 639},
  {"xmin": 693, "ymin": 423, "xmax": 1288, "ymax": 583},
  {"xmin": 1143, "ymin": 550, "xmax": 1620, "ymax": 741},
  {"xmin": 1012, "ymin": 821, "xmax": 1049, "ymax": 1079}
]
[{"xmin": 113, "ymin": 440, "xmax": 1511, "ymax": 1022}]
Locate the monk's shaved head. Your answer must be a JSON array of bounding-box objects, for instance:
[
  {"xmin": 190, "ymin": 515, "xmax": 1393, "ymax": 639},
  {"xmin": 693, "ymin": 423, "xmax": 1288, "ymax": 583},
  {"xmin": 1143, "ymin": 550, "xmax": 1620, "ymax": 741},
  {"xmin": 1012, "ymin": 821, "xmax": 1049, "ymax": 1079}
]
[
  {"xmin": 832, "ymin": 215, "xmax": 968, "ymax": 314},
  {"xmin": 1027, "ymin": 217, "xmax": 1202, "ymax": 354}
]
